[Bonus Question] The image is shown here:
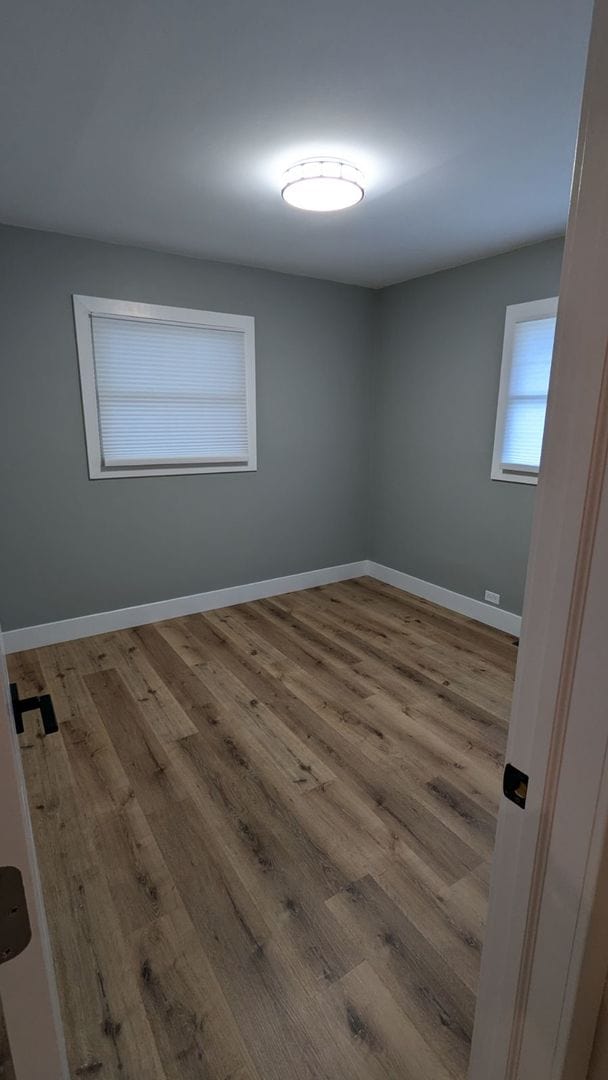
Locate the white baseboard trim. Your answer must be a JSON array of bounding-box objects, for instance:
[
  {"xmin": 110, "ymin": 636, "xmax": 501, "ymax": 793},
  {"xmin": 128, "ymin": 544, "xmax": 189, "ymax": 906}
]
[
  {"xmin": 2, "ymin": 561, "xmax": 369, "ymax": 654},
  {"xmin": 3, "ymin": 557, "xmax": 521, "ymax": 654},
  {"xmin": 368, "ymin": 561, "xmax": 522, "ymax": 636}
]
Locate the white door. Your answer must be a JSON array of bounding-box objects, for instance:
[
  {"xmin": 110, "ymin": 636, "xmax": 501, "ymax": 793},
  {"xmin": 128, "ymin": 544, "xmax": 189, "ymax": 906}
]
[
  {"xmin": 0, "ymin": 631, "xmax": 68, "ymax": 1078},
  {"xmin": 469, "ymin": 0, "xmax": 608, "ymax": 1075}
]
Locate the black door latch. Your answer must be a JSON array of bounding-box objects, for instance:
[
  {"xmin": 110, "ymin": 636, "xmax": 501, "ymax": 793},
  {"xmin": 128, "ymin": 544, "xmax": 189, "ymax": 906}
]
[
  {"xmin": 0, "ymin": 866, "xmax": 32, "ymax": 966},
  {"xmin": 10, "ymin": 683, "xmax": 58, "ymax": 736},
  {"xmin": 503, "ymin": 763, "xmax": 529, "ymax": 809}
]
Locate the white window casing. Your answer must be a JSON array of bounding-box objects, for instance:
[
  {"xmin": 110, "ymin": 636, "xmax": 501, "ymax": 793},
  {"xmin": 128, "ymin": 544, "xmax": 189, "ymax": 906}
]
[
  {"xmin": 73, "ymin": 295, "xmax": 256, "ymax": 479},
  {"xmin": 491, "ymin": 296, "xmax": 558, "ymax": 484}
]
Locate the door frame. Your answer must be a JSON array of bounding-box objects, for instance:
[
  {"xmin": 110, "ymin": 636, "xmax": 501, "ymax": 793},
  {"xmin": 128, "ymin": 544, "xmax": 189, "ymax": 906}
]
[
  {"xmin": 0, "ymin": 645, "xmax": 68, "ymax": 1078},
  {"xmin": 469, "ymin": 0, "xmax": 608, "ymax": 1075}
]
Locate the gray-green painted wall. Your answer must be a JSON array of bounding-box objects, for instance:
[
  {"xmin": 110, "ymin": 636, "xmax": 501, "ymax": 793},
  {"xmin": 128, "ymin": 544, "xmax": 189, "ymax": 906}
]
[
  {"xmin": 370, "ymin": 238, "xmax": 564, "ymax": 615},
  {"xmin": 0, "ymin": 225, "xmax": 373, "ymax": 630},
  {"xmin": 0, "ymin": 226, "xmax": 563, "ymax": 630}
]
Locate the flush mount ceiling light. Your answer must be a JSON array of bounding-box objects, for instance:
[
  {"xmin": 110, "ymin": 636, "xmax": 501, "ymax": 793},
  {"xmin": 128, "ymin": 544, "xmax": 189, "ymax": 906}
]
[{"xmin": 281, "ymin": 158, "xmax": 365, "ymax": 212}]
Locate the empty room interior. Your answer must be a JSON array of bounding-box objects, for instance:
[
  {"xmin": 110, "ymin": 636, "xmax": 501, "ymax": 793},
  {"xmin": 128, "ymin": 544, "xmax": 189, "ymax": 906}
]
[{"xmin": 0, "ymin": 1, "xmax": 597, "ymax": 1078}]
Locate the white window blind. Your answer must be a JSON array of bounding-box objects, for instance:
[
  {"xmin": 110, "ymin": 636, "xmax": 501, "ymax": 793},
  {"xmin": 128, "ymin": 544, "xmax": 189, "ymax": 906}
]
[
  {"xmin": 92, "ymin": 316, "xmax": 249, "ymax": 467},
  {"xmin": 501, "ymin": 316, "xmax": 556, "ymax": 470},
  {"xmin": 73, "ymin": 296, "xmax": 256, "ymax": 479},
  {"xmin": 491, "ymin": 297, "xmax": 558, "ymax": 484}
]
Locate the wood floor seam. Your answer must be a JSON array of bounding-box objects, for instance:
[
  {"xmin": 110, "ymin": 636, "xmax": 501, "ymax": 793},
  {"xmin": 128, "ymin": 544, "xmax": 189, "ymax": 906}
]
[{"xmin": 8, "ymin": 577, "xmax": 513, "ymax": 1080}]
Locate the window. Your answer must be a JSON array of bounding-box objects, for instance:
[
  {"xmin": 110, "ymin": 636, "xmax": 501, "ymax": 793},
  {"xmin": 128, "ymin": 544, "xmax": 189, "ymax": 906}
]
[
  {"xmin": 73, "ymin": 295, "xmax": 256, "ymax": 479},
  {"xmin": 491, "ymin": 296, "xmax": 558, "ymax": 484}
]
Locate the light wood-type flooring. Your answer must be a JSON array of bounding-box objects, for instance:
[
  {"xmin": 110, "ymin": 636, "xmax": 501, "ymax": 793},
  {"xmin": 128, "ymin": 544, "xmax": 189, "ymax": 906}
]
[{"xmin": 7, "ymin": 577, "xmax": 515, "ymax": 1079}]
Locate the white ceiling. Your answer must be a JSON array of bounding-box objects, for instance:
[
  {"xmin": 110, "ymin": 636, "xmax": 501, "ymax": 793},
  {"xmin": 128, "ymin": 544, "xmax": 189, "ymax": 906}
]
[{"xmin": 0, "ymin": 0, "xmax": 593, "ymax": 287}]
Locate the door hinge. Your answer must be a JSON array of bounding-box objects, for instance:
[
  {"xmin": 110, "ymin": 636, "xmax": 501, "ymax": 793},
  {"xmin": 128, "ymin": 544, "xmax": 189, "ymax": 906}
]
[
  {"xmin": 0, "ymin": 867, "xmax": 32, "ymax": 966},
  {"xmin": 503, "ymin": 763, "xmax": 529, "ymax": 809},
  {"xmin": 10, "ymin": 683, "xmax": 58, "ymax": 736}
]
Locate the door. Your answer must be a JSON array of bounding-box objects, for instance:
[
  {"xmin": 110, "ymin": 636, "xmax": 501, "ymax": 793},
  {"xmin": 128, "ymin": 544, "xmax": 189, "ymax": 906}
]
[
  {"xmin": 0, "ymin": 629, "xmax": 68, "ymax": 1078},
  {"xmin": 469, "ymin": 0, "xmax": 608, "ymax": 1075}
]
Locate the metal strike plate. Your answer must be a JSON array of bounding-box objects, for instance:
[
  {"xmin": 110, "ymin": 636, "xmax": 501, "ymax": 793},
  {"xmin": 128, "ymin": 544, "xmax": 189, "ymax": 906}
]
[{"xmin": 0, "ymin": 867, "xmax": 31, "ymax": 965}]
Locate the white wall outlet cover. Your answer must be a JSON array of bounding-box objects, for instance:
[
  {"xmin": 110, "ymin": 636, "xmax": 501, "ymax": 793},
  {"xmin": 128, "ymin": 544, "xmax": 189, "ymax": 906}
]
[{"xmin": 485, "ymin": 590, "xmax": 501, "ymax": 605}]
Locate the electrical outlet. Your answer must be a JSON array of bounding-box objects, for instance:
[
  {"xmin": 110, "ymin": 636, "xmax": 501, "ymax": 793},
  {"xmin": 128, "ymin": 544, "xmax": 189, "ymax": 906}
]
[{"xmin": 485, "ymin": 590, "xmax": 500, "ymax": 605}]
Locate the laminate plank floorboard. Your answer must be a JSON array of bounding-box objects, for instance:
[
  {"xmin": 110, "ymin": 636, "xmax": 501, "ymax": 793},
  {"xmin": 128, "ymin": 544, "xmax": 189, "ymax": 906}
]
[
  {"xmin": 7, "ymin": 579, "xmax": 515, "ymax": 1079},
  {"xmin": 326, "ymin": 875, "xmax": 476, "ymax": 1078},
  {"xmin": 165, "ymin": 612, "xmax": 484, "ymax": 884}
]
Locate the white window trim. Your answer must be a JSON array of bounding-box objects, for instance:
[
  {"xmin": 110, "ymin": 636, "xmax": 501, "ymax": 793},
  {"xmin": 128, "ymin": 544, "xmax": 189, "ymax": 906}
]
[
  {"xmin": 72, "ymin": 294, "xmax": 257, "ymax": 479},
  {"xmin": 490, "ymin": 295, "xmax": 558, "ymax": 485}
]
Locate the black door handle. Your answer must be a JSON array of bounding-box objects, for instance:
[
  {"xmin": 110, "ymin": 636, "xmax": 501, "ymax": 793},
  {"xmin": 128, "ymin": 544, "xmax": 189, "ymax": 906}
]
[
  {"xmin": 10, "ymin": 683, "xmax": 58, "ymax": 736},
  {"xmin": 503, "ymin": 762, "xmax": 529, "ymax": 809}
]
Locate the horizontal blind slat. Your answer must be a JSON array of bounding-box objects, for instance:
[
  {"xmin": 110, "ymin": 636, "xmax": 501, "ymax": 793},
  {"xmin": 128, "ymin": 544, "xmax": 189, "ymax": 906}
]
[
  {"xmin": 500, "ymin": 316, "xmax": 556, "ymax": 471},
  {"xmin": 91, "ymin": 314, "xmax": 250, "ymax": 467}
]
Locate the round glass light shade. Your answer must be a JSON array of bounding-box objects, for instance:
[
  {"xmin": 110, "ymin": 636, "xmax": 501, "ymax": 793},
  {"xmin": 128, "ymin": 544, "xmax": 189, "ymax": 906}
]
[{"xmin": 281, "ymin": 159, "xmax": 364, "ymax": 212}]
